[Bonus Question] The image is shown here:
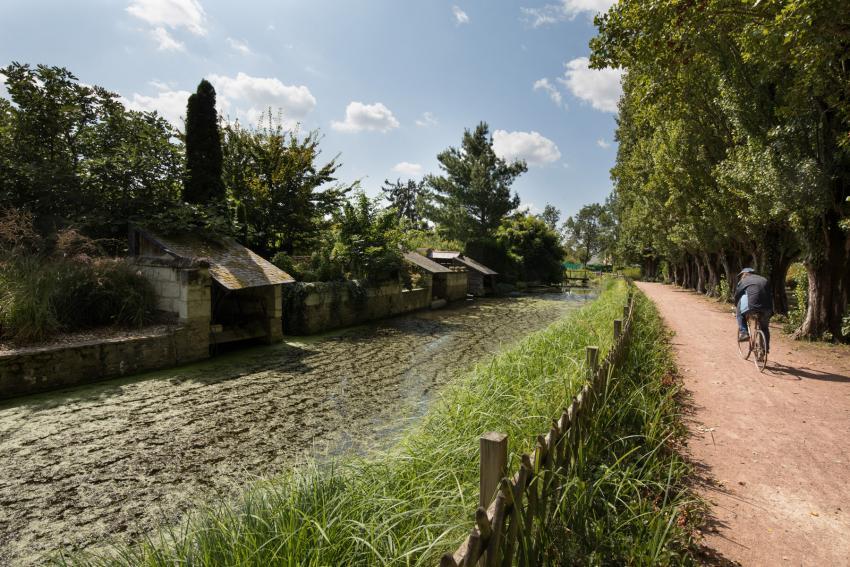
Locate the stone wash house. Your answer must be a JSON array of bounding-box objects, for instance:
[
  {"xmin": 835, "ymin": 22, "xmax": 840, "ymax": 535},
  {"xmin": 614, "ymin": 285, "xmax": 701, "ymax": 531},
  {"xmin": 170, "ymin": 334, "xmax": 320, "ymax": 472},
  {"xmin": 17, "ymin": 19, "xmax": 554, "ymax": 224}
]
[
  {"xmin": 424, "ymin": 250, "xmax": 498, "ymax": 296},
  {"xmin": 402, "ymin": 251, "xmax": 469, "ymax": 305},
  {"xmin": 129, "ymin": 228, "xmax": 294, "ymax": 348}
]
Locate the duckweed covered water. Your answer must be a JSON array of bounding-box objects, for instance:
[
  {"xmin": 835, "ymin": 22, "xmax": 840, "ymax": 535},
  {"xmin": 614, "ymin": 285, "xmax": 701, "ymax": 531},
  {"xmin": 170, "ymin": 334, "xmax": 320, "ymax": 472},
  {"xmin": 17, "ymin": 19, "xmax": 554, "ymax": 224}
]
[{"xmin": 0, "ymin": 293, "xmax": 591, "ymax": 565}]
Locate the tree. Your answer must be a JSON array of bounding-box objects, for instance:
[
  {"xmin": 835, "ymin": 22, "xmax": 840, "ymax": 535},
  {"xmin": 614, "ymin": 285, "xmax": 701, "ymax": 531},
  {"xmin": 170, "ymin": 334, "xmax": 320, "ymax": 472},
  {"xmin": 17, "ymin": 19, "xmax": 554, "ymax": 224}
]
[
  {"xmin": 184, "ymin": 79, "xmax": 225, "ymax": 206},
  {"xmin": 591, "ymin": 0, "xmax": 849, "ymax": 338},
  {"xmin": 539, "ymin": 204, "xmax": 560, "ymax": 230},
  {"xmin": 427, "ymin": 122, "xmax": 526, "ymax": 241},
  {"xmin": 381, "ymin": 178, "xmax": 430, "ymax": 228},
  {"xmin": 496, "ymin": 214, "xmax": 565, "ymax": 283},
  {"xmin": 562, "ymin": 203, "xmax": 612, "ymax": 265},
  {"xmin": 222, "ymin": 111, "xmax": 353, "ymax": 257},
  {"xmin": 0, "ymin": 63, "xmax": 183, "ymax": 239},
  {"xmin": 329, "ymin": 192, "xmax": 405, "ymax": 282}
]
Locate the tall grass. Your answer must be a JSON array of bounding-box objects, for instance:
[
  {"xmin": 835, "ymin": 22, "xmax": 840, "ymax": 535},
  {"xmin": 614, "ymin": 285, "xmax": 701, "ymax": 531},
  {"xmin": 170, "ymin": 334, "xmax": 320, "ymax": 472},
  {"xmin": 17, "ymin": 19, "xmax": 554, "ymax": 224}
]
[
  {"xmin": 0, "ymin": 257, "xmax": 157, "ymax": 343},
  {"xmin": 56, "ymin": 280, "xmax": 697, "ymax": 566}
]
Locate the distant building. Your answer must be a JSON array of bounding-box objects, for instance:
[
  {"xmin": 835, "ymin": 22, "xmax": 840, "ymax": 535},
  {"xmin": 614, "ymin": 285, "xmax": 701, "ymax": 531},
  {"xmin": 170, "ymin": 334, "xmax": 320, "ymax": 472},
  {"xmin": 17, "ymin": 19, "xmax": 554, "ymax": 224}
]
[
  {"xmin": 129, "ymin": 228, "xmax": 294, "ymax": 347},
  {"xmin": 424, "ymin": 250, "xmax": 498, "ymax": 296},
  {"xmin": 403, "ymin": 251, "xmax": 469, "ymax": 304}
]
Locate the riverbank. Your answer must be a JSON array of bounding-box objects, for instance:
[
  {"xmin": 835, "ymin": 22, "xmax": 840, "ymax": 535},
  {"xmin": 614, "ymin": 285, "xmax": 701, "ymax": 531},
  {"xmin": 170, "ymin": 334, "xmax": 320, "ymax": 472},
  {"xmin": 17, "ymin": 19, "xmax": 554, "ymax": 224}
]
[
  {"xmin": 56, "ymin": 280, "xmax": 698, "ymax": 565},
  {"xmin": 0, "ymin": 293, "xmax": 585, "ymax": 565}
]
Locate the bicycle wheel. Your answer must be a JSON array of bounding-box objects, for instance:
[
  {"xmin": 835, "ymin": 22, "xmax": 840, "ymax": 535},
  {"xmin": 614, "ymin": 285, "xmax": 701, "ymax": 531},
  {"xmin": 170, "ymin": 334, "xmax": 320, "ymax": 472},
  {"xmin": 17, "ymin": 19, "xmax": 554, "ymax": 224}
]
[
  {"xmin": 753, "ymin": 330, "xmax": 768, "ymax": 372},
  {"xmin": 737, "ymin": 331, "xmax": 751, "ymax": 359}
]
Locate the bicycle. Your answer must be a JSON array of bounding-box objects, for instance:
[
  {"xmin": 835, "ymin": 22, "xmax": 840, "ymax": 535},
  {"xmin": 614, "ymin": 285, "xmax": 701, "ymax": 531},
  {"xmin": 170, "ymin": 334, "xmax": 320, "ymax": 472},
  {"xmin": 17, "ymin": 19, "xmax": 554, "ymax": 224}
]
[{"xmin": 737, "ymin": 311, "xmax": 768, "ymax": 372}]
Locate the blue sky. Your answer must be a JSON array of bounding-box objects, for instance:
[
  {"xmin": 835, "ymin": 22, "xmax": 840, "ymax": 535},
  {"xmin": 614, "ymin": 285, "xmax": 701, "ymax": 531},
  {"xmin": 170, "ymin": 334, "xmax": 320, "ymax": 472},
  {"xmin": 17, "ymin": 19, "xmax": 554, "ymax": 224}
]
[{"xmin": 0, "ymin": 0, "xmax": 621, "ymax": 220}]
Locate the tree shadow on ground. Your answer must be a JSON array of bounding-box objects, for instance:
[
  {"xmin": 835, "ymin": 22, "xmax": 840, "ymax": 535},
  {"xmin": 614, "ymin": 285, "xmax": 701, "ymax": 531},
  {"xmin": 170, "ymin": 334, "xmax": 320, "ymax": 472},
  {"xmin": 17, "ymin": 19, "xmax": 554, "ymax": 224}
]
[
  {"xmin": 766, "ymin": 362, "xmax": 850, "ymax": 383},
  {"xmin": 677, "ymin": 393, "xmax": 748, "ymax": 567}
]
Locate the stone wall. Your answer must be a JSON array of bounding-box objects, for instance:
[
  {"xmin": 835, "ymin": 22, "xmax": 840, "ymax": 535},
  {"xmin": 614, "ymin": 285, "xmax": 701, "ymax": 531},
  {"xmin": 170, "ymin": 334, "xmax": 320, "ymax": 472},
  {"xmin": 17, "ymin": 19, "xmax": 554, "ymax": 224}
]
[
  {"xmin": 132, "ymin": 257, "xmax": 212, "ymax": 326},
  {"xmin": 0, "ymin": 325, "xmax": 209, "ymax": 399},
  {"xmin": 283, "ymin": 280, "xmax": 433, "ymax": 335},
  {"xmin": 445, "ymin": 271, "xmax": 469, "ymax": 302}
]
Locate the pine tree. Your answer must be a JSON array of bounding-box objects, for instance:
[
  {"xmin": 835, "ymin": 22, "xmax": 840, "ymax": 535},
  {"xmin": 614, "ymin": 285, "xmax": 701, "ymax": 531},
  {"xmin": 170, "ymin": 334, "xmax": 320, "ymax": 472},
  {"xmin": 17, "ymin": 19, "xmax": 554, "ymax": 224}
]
[{"xmin": 184, "ymin": 79, "xmax": 225, "ymax": 205}]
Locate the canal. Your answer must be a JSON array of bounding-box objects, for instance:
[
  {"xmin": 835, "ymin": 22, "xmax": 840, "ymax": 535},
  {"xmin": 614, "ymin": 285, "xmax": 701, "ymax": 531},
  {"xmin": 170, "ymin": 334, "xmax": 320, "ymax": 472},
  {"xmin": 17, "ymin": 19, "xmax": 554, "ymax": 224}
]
[{"xmin": 0, "ymin": 292, "xmax": 591, "ymax": 564}]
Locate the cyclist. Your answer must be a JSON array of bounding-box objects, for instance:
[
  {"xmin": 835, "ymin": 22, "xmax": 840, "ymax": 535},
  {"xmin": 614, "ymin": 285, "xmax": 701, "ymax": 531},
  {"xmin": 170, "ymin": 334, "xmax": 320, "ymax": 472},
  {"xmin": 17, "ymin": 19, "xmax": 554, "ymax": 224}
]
[{"xmin": 734, "ymin": 268, "xmax": 773, "ymax": 353}]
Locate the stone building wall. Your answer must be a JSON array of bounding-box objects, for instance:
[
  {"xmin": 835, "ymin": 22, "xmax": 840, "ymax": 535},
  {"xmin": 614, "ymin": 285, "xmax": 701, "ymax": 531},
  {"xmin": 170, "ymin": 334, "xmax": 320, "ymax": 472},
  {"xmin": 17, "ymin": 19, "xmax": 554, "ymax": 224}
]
[
  {"xmin": 283, "ymin": 279, "xmax": 433, "ymax": 335},
  {"xmin": 0, "ymin": 325, "xmax": 210, "ymax": 399},
  {"xmin": 445, "ymin": 272, "xmax": 469, "ymax": 302}
]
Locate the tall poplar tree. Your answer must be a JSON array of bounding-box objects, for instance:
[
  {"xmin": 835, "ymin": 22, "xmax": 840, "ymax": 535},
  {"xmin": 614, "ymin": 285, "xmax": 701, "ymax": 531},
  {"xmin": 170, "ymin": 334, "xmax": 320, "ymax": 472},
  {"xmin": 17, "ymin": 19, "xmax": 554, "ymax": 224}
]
[{"xmin": 184, "ymin": 79, "xmax": 225, "ymax": 205}]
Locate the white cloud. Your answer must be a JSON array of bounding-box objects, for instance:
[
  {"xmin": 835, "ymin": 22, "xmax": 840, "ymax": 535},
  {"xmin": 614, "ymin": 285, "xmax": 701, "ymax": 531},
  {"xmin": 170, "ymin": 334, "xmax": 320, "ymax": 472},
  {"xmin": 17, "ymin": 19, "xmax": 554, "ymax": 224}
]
[
  {"xmin": 533, "ymin": 78, "xmax": 563, "ymax": 107},
  {"xmin": 226, "ymin": 38, "xmax": 252, "ymax": 56},
  {"xmin": 392, "ymin": 162, "xmax": 423, "ymax": 176},
  {"xmin": 452, "ymin": 5, "xmax": 470, "ymax": 24},
  {"xmin": 150, "ymin": 26, "xmax": 184, "ymax": 51},
  {"xmin": 124, "ymin": 72, "xmax": 317, "ymax": 128},
  {"xmin": 127, "ymin": 0, "xmax": 207, "ymax": 35},
  {"xmin": 331, "ymin": 101, "xmax": 399, "ymax": 133},
  {"xmin": 123, "ymin": 88, "xmax": 192, "ymax": 125},
  {"xmin": 558, "ymin": 57, "xmax": 623, "ymax": 113},
  {"xmin": 209, "ymin": 72, "xmax": 317, "ymax": 125},
  {"xmin": 596, "ymin": 138, "xmax": 611, "ymax": 148},
  {"xmin": 522, "ymin": 0, "xmax": 616, "ymax": 27},
  {"xmin": 492, "ymin": 130, "xmax": 561, "ymax": 166},
  {"xmin": 415, "ymin": 111, "xmax": 438, "ymax": 128}
]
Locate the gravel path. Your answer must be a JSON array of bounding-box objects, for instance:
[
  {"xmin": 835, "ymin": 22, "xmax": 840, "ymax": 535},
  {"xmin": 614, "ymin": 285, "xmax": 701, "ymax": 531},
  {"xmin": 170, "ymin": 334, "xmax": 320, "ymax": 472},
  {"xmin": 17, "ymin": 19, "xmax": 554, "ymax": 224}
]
[
  {"xmin": 0, "ymin": 294, "xmax": 587, "ymax": 565},
  {"xmin": 637, "ymin": 283, "xmax": 850, "ymax": 566}
]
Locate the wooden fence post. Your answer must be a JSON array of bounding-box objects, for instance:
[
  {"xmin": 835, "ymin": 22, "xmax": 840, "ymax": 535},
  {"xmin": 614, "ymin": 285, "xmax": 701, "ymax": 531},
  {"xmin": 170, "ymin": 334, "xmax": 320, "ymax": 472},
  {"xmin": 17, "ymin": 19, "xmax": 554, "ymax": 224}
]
[
  {"xmin": 480, "ymin": 432, "xmax": 508, "ymax": 510},
  {"xmin": 585, "ymin": 346, "xmax": 599, "ymax": 381},
  {"xmin": 614, "ymin": 319, "xmax": 622, "ymax": 342},
  {"xmin": 623, "ymin": 304, "xmax": 629, "ymax": 320}
]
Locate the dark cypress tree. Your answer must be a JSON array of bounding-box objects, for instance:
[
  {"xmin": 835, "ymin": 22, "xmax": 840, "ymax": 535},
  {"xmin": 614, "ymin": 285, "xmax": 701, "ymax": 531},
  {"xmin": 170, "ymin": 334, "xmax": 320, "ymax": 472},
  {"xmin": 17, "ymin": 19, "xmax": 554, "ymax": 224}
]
[{"xmin": 183, "ymin": 79, "xmax": 225, "ymax": 205}]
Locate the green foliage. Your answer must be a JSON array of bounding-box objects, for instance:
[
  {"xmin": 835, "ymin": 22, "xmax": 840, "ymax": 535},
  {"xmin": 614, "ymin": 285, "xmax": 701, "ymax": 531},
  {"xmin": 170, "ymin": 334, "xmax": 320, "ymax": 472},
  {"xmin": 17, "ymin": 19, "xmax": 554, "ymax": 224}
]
[
  {"xmin": 591, "ymin": 0, "xmax": 850, "ymax": 339},
  {"xmin": 427, "ymin": 122, "xmax": 526, "ymax": 241},
  {"xmin": 222, "ymin": 111, "xmax": 353, "ymax": 257},
  {"xmin": 381, "ymin": 178, "xmax": 431, "ymax": 228},
  {"xmin": 539, "ymin": 204, "xmax": 561, "ymax": 230},
  {"xmin": 495, "ymin": 214, "xmax": 565, "ymax": 283},
  {"xmin": 563, "ymin": 202, "xmax": 615, "ymax": 265},
  {"xmin": 57, "ymin": 282, "xmax": 697, "ymax": 566},
  {"xmin": 0, "ymin": 63, "xmax": 184, "ymax": 239},
  {"xmin": 464, "ymin": 236, "xmax": 515, "ymax": 279},
  {"xmin": 0, "ymin": 256, "xmax": 156, "ymax": 343},
  {"xmin": 718, "ymin": 276, "xmax": 731, "ymax": 303},
  {"xmin": 785, "ymin": 264, "xmax": 809, "ymax": 333},
  {"xmin": 184, "ymin": 79, "xmax": 225, "ymax": 206},
  {"xmin": 399, "ymin": 228, "xmax": 462, "ymax": 254},
  {"xmin": 329, "ymin": 193, "xmax": 405, "ymax": 282}
]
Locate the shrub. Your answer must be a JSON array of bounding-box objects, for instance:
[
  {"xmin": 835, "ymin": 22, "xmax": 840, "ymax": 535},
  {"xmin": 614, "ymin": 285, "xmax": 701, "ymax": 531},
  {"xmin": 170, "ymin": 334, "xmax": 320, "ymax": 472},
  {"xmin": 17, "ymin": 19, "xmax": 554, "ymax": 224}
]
[
  {"xmin": 0, "ymin": 257, "xmax": 156, "ymax": 343},
  {"xmin": 0, "ymin": 256, "xmax": 61, "ymax": 343},
  {"xmin": 784, "ymin": 263, "xmax": 808, "ymax": 333}
]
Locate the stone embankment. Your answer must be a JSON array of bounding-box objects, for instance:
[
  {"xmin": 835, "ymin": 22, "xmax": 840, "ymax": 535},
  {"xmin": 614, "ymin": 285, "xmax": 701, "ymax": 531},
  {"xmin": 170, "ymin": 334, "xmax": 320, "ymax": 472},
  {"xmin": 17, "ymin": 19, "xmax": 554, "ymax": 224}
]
[{"xmin": 0, "ymin": 293, "xmax": 589, "ymax": 565}]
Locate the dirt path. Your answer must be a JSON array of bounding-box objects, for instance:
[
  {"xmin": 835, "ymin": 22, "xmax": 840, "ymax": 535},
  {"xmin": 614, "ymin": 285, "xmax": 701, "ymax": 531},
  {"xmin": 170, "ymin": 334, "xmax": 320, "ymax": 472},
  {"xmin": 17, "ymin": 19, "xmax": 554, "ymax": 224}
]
[
  {"xmin": 0, "ymin": 293, "xmax": 589, "ymax": 565},
  {"xmin": 637, "ymin": 283, "xmax": 850, "ymax": 567}
]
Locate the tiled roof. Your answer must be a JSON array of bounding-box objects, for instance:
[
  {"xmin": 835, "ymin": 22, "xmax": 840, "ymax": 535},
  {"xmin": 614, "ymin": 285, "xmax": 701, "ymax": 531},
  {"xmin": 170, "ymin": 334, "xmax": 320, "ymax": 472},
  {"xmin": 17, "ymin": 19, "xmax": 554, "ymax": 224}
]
[
  {"xmin": 138, "ymin": 230, "xmax": 295, "ymax": 290},
  {"xmin": 403, "ymin": 251, "xmax": 452, "ymax": 273},
  {"xmin": 428, "ymin": 250, "xmax": 497, "ymax": 275}
]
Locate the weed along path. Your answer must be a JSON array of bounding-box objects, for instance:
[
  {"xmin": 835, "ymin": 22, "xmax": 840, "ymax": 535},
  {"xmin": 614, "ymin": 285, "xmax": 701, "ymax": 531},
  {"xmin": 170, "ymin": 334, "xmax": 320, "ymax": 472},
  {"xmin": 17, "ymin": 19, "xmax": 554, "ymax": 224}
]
[
  {"xmin": 637, "ymin": 282, "xmax": 850, "ymax": 566},
  {"xmin": 0, "ymin": 293, "xmax": 590, "ymax": 565}
]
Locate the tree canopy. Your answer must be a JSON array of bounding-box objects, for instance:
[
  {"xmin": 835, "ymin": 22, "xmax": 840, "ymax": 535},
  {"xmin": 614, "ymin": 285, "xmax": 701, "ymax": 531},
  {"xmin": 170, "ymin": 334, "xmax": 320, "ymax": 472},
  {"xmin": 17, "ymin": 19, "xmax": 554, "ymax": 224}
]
[
  {"xmin": 184, "ymin": 79, "xmax": 225, "ymax": 206},
  {"xmin": 427, "ymin": 122, "xmax": 526, "ymax": 241},
  {"xmin": 591, "ymin": 0, "xmax": 850, "ymax": 341}
]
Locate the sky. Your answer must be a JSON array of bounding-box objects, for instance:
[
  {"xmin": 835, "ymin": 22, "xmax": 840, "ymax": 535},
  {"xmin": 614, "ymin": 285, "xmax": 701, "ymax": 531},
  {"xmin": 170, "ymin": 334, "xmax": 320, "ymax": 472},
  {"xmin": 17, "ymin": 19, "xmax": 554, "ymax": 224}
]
[{"xmin": 0, "ymin": 0, "xmax": 622, "ymax": 221}]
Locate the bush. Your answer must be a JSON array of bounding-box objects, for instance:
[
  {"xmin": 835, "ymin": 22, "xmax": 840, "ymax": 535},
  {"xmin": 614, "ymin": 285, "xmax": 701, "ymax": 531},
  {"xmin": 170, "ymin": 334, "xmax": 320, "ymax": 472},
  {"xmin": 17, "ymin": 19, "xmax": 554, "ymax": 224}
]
[
  {"xmin": 0, "ymin": 257, "xmax": 157, "ymax": 343},
  {"xmin": 784, "ymin": 263, "xmax": 808, "ymax": 333}
]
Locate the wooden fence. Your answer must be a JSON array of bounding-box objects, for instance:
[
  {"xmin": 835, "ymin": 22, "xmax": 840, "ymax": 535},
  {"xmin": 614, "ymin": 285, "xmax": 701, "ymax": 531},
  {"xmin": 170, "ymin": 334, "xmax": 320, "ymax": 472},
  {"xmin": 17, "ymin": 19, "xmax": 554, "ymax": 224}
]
[{"xmin": 439, "ymin": 288, "xmax": 635, "ymax": 567}]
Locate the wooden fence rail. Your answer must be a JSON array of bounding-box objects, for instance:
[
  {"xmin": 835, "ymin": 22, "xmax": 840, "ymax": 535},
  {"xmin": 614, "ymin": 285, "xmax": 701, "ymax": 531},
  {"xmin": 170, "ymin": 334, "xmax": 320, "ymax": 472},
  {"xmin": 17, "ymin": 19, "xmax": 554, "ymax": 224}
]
[{"xmin": 440, "ymin": 287, "xmax": 636, "ymax": 567}]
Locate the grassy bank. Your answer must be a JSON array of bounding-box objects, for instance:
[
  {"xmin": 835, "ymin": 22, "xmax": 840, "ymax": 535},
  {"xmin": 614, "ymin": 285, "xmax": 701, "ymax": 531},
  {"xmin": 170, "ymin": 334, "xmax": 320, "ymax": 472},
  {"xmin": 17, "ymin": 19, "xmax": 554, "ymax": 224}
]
[{"xmin": 58, "ymin": 280, "xmax": 696, "ymax": 566}]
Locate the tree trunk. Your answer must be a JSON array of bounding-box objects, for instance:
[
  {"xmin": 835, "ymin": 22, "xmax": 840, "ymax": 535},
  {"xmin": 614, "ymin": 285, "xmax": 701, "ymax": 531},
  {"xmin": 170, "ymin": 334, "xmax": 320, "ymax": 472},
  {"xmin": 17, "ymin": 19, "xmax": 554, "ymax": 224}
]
[
  {"xmin": 694, "ymin": 254, "xmax": 706, "ymax": 294},
  {"xmin": 719, "ymin": 251, "xmax": 734, "ymax": 303},
  {"xmin": 704, "ymin": 252, "xmax": 718, "ymax": 297},
  {"xmin": 795, "ymin": 212, "xmax": 849, "ymax": 341}
]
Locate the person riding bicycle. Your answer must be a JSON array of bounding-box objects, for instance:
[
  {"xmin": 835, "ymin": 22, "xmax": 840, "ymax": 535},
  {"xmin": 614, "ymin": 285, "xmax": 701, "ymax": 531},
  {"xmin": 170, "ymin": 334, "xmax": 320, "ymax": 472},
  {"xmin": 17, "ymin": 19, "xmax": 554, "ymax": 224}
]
[{"xmin": 734, "ymin": 268, "xmax": 773, "ymax": 353}]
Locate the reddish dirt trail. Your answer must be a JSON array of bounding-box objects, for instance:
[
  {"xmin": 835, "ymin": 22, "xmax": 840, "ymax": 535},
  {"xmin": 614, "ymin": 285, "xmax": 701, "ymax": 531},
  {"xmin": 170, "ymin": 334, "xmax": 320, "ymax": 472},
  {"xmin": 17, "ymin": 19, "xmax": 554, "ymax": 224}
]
[{"xmin": 637, "ymin": 283, "xmax": 850, "ymax": 567}]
